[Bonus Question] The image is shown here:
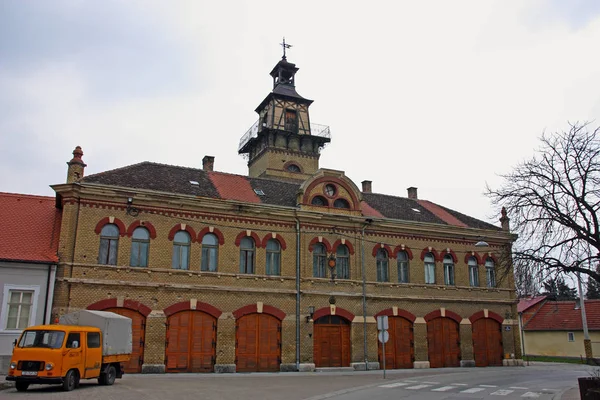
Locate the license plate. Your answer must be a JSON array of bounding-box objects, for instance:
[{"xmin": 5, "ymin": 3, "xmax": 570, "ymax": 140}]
[{"xmin": 22, "ymin": 371, "xmax": 37, "ymax": 376}]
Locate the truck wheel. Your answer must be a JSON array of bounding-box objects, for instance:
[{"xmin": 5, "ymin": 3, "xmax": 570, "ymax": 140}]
[
  {"xmin": 62, "ymin": 369, "xmax": 77, "ymax": 391},
  {"xmin": 15, "ymin": 382, "xmax": 29, "ymax": 392},
  {"xmin": 106, "ymin": 365, "xmax": 117, "ymax": 385}
]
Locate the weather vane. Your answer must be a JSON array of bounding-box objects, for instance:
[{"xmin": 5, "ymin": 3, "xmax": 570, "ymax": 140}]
[{"xmin": 280, "ymin": 37, "xmax": 292, "ymax": 59}]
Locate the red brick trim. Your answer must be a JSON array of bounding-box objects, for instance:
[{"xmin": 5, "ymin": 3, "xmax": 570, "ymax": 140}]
[
  {"xmin": 87, "ymin": 298, "xmax": 152, "ymax": 317},
  {"xmin": 126, "ymin": 221, "xmax": 157, "ymax": 239},
  {"xmin": 94, "ymin": 217, "xmax": 126, "ymax": 237},
  {"xmin": 308, "ymin": 237, "xmax": 332, "ymax": 253},
  {"xmin": 313, "ymin": 306, "xmax": 355, "ymax": 322},
  {"xmin": 332, "ymin": 239, "xmax": 355, "ymax": 255},
  {"xmin": 393, "ymin": 245, "xmax": 414, "ymax": 260},
  {"xmin": 232, "ymin": 304, "xmax": 286, "ymax": 320},
  {"xmin": 420, "ymin": 248, "xmax": 440, "ymax": 262},
  {"xmin": 197, "ymin": 227, "xmax": 225, "ymax": 245},
  {"xmin": 261, "ymin": 233, "xmax": 287, "ymax": 250},
  {"xmin": 483, "ymin": 254, "xmax": 498, "ymax": 264},
  {"xmin": 371, "ymin": 243, "xmax": 393, "ymax": 258},
  {"xmin": 234, "ymin": 231, "xmax": 262, "ymax": 248},
  {"xmin": 167, "ymin": 224, "xmax": 197, "ymax": 243},
  {"xmin": 164, "ymin": 301, "xmax": 222, "ymax": 318},
  {"xmin": 469, "ymin": 310, "xmax": 504, "ymax": 324},
  {"xmin": 374, "ymin": 308, "xmax": 416, "ymax": 323},
  {"xmin": 424, "ymin": 309, "xmax": 462, "ymax": 323},
  {"xmin": 464, "ymin": 252, "xmax": 482, "ymax": 265},
  {"xmin": 302, "ymin": 177, "xmax": 361, "ymax": 211},
  {"xmin": 440, "ymin": 249, "xmax": 458, "ymax": 263}
]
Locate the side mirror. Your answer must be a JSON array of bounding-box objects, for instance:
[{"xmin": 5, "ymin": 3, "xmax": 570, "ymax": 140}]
[{"xmin": 72, "ymin": 341, "xmax": 79, "ymax": 349}]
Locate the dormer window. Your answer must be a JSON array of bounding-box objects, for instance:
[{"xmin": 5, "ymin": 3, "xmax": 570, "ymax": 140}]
[
  {"xmin": 311, "ymin": 196, "xmax": 327, "ymax": 206},
  {"xmin": 333, "ymin": 198, "xmax": 350, "ymax": 209}
]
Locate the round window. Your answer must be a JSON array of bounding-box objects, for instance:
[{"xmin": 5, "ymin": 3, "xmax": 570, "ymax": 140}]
[{"xmin": 324, "ymin": 184, "xmax": 336, "ymax": 197}]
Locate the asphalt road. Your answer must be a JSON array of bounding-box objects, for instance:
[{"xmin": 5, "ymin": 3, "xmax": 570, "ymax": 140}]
[{"xmin": 0, "ymin": 363, "xmax": 593, "ymax": 400}]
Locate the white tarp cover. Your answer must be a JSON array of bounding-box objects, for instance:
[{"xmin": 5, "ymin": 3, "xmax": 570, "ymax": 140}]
[{"xmin": 59, "ymin": 310, "xmax": 132, "ymax": 356}]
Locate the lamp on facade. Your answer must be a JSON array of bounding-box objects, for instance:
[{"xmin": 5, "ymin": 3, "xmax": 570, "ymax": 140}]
[
  {"xmin": 475, "ymin": 239, "xmax": 489, "ymax": 247},
  {"xmin": 328, "ymin": 253, "xmax": 337, "ymax": 282},
  {"xmin": 126, "ymin": 197, "xmax": 140, "ymax": 217},
  {"xmin": 306, "ymin": 306, "xmax": 315, "ymax": 323}
]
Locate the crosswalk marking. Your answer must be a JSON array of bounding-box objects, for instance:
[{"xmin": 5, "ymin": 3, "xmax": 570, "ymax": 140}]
[
  {"xmin": 431, "ymin": 386, "xmax": 457, "ymax": 392},
  {"xmin": 422, "ymin": 381, "xmax": 439, "ymax": 384},
  {"xmin": 480, "ymin": 384, "xmax": 498, "ymax": 388},
  {"xmin": 491, "ymin": 389, "xmax": 514, "ymax": 396},
  {"xmin": 521, "ymin": 392, "xmax": 541, "ymax": 398},
  {"xmin": 379, "ymin": 383, "xmax": 409, "ymax": 388},
  {"xmin": 461, "ymin": 388, "xmax": 485, "ymax": 393},
  {"xmin": 452, "ymin": 383, "xmax": 468, "ymax": 386},
  {"xmin": 510, "ymin": 387, "xmax": 529, "ymax": 389},
  {"xmin": 406, "ymin": 384, "xmax": 432, "ymax": 390}
]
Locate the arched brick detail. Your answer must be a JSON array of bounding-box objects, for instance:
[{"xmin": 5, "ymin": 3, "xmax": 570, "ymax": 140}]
[
  {"xmin": 261, "ymin": 233, "xmax": 287, "ymax": 250},
  {"xmin": 302, "ymin": 176, "xmax": 361, "ymax": 211},
  {"xmin": 393, "ymin": 245, "xmax": 414, "ymax": 260},
  {"xmin": 167, "ymin": 224, "xmax": 197, "ymax": 243},
  {"xmin": 374, "ymin": 308, "xmax": 416, "ymax": 323},
  {"xmin": 126, "ymin": 220, "xmax": 157, "ymax": 239},
  {"xmin": 197, "ymin": 227, "xmax": 225, "ymax": 245},
  {"xmin": 87, "ymin": 298, "xmax": 152, "ymax": 317},
  {"xmin": 94, "ymin": 217, "xmax": 126, "ymax": 237},
  {"xmin": 483, "ymin": 254, "xmax": 498, "ymax": 264},
  {"xmin": 464, "ymin": 252, "xmax": 482, "ymax": 265},
  {"xmin": 420, "ymin": 248, "xmax": 440, "ymax": 262},
  {"xmin": 308, "ymin": 237, "xmax": 332, "ymax": 253},
  {"xmin": 232, "ymin": 304, "xmax": 286, "ymax": 321},
  {"xmin": 440, "ymin": 249, "xmax": 458, "ymax": 263},
  {"xmin": 234, "ymin": 231, "xmax": 262, "ymax": 248},
  {"xmin": 469, "ymin": 310, "xmax": 504, "ymax": 324},
  {"xmin": 371, "ymin": 243, "xmax": 393, "ymax": 258},
  {"xmin": 313, "ymin": 306, "xmax": 355, "ymax": 322},
  {"xmin": 424, "ymin": 309, "xmax": 462, "ymax": 323},
  {"xmin": 163, "ymin": 301, "xmax": 222, "ymax": 319},
  {"xmin": 332, "ymin": 239, "xmax": 355, "ymax": 255}
]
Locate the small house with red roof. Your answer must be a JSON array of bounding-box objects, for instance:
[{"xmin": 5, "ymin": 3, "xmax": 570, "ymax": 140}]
[
  {"xmin": 0, "ymin": 192, "xmax": 61, "ymax": 373},
  {"xmin": 520, "ymin": 298, "xmax": 600, "ymax": 358}
]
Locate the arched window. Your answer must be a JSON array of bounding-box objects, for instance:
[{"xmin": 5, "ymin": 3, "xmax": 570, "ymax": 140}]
[
  {"xmin": 333, "ymin": 198, "xmax": 350, "ymax": 209},
  {"xmin": 172, "ymin": 231, "xmax": 191, "ymax": 270},
  {"xmin": 397, "ymin": 251, "xmax": 409, "ymax": 283},
  {"xmin": 336, "ymin": 244, "xmax": 350, "ymax": 279},
  {"xmin": 376, "ymin": 249, "xmax": 389, "ymax": 282},
  {"xmin": 130, "ymin": 227, "xmax": 149, "ymax": 267},
  {"xmin": 99, "ymin": 224, "xmax": 119, "ymax": 265},
  {"xmin": 313, "ymin": 243, "xmax": 327, "ymax": 278},
  {"xmin": 266, "ymin": 239, "xmax": 281, "ymax": 276},
  {"xmin": 286, "ymin": 163, "xmax": 301, "ymax": 173},
  {"xmin": 240, "ymin": 237, "xmax": 255, "ymax": 274},
  {"xmin": 424, "ymin": 252, "xmax": 435, "ymax": 284},
  {"xmin": 443, "ymin": 254, "xmax": 455, "ymax": 285},
  {"xmin": 468, "ymin": 256, "xmax": 479, "ymax": 286},
  {"xmin": 311, "ymin": 196, "xmax": 327, "ymax": 206},
  {"xmin": 201, "ymin": 233, "xmax": 218, "ymax": 272},
  {"xmin": 485, "ymin": 258, "xmax": 496, "ymax": 287}
]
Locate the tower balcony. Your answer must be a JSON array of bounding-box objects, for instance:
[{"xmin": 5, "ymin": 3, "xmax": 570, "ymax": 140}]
[{"xmin": 238, "ymin": 120, "xmax": 331, "ymax": 153}]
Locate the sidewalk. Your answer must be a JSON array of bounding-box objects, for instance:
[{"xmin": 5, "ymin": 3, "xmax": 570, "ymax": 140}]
[{"xmin": 561, "ymin": 386, "xmax": 580, "ymax": 400}]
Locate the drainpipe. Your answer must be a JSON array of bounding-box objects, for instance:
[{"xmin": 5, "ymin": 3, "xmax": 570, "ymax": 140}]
[
  {"xmin": 295, "ymin": 216, "xmax": 301, "ymax": 371},
  {"xmin": 361, "ymin": 220, "xmax": 371, "ymax": 371},
  {"xmin": 43, "ymin": 264, "xmax": 57, "ymax": 324},
  {"xmin": 67, "ymin": 192, "xmax": 82, "ymax": 312}
]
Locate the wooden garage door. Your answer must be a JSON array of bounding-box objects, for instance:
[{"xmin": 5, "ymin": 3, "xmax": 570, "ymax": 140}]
[
  {"xmin": 165, "ymin": 310, "xmax": 216, "ymax": 373},
  {"xmin": 105, "ymin": 307, "xmax": 145, "ymax": 373},
  {"xmin": 236, "ymin": 313, "xmax": 281, "ymax": 372},
  {"xmin": 378, "ymin": 316, "xmax": 414, "ymax": 369},
  {"xmin": 472, "ymin": 318, "xmax": 503, "ymax": 367},
  {"xmin": 427, "ymin": 317, "xmax": 460, "ymax": 368},
  {"xmin": 313, "ymin": 315, "xmax": 351, "ymax": 368}
]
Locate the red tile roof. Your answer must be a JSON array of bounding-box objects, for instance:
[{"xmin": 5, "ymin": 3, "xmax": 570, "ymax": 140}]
[
  {"xmin": 360, "ymin": 201, "xmax": 384, "ymax": 218},
  {"xmin": 518, "ymin": 296, "xmax": 547, "ymax": 313},
  {"xmin": 524, "ymin": 300, "xmax": 600, "ymax": 331},
  {"xmin": 208, "ymin": 172, "xmax": 261, "ymax": 203},
  {"xmin": 416, "ymin": 200, "xmax": 469, "ymax": 228},
  {"xmin": 0, "ymin": 192, "xmax": 61, "ymax": 263}
]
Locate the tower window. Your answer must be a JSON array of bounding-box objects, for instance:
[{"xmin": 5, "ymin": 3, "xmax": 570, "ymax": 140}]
[
  {"xmin": 333, "ymin": 198, "xmax": 350, "ymax": 209},
  {"xmin": 284, "ymin": 109, "xmax": 298, "ymax": 133},
  {"xmin": 286, "ymin": 163, "xmax": 301, "ymax": 173}
]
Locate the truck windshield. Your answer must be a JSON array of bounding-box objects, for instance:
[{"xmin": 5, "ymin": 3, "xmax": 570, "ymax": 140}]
[{"xmin": 18, "ymin": 330, "xmax": 65, "ymax": 349}]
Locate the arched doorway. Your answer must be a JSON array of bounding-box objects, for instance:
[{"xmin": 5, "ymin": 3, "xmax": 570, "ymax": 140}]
[
  {"xmin": 472, "ymin": 315, "xmax": 503, "ymax": 367},
  {"xmin": 426, "ymin": 316, "xmax": 460, "ymax": 368},
  {"xmin": 105, "ymin": 307, "xmax": 146, "ymax": 373},
  {"xmin": 313, "ymin": 315, "xmax": 351, "ymax": 367},
  {"xmin": 236, "ymin": 313, "xmax": 281, "ymax": 372},
  {"xmin": 378, "ymin": 316, "xmax": 414, "ymax": 369},
  {"xmin": 165, "ymin": 310, "xmax": 217, "ymax": 372}
]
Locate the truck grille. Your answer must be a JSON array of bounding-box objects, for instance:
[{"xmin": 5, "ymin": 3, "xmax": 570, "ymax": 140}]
[{"xmin": 18, "ymin": 361, "xmax": 44, "ymax": 371}]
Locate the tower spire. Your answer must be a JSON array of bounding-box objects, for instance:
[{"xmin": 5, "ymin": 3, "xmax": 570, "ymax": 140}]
[{"xmin": 280, "ymin": 37, "xmax": 292, "ymax": 59}]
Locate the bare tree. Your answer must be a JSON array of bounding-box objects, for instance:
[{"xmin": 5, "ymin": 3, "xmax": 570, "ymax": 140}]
[{"xmin": 487, "ymin": 122, "xmax": 600, "ymax": 284}]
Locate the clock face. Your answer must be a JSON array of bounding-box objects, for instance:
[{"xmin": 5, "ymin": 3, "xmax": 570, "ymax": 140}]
[{"xmin": 325, "ymin": 184, "xmax": 336, "ymax": 197}]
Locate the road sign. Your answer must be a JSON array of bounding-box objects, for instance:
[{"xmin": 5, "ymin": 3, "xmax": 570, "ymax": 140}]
[
  {"xmin": 377, "ymin": 315, "xmax": 388, "ymax": 331},
  {"xmin": 378, "ymin": 330, "xmax": 389, "ymax": 344}
]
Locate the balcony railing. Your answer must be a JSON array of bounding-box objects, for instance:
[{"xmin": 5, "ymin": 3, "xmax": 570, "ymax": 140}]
[{"xmin": 238, "ymin": 120, "xmax": 331, "ymax": 152}]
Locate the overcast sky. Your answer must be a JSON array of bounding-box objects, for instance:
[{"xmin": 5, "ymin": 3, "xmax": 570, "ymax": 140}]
[{"xmin": 1, "ymin": 0, "xmax": 599, "ymax": 225}]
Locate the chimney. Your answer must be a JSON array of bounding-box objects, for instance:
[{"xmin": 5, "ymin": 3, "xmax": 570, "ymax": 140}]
[
  {"xmin": 202, "ymin": 155, "xmax": 215, "ymax": 172},
  {"xmin": 361, "ymin": 180, "xmax": 372, "ymax": 193},
  {"xmin": 407, "ymin": 187, "xmax": 418, "ymax": 199},
  {"xmin": 66, "ymin": 146, "xmax": 87, "ymax": 183}
]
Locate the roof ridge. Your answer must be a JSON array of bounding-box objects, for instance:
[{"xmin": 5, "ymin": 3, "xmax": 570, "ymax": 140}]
[
  {"xmin": 84, "ymin": 161, "xmax": 205, "ymax": 180},
  {"xmin": 0, "ymin": 192, "xmax": 55, "ymax": 201}
]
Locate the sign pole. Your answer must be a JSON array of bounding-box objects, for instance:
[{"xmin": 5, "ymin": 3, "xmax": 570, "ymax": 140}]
[{"xmin": 382, "ymin": 334, "xmax": 386, "ymax": 379}]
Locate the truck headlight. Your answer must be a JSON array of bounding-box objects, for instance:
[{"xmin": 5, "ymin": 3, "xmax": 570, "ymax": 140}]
[
  {"xmin": 45, "ymin": 362, "xmax": 54, "ymax": 371},
  {"xmin": 10, "ymin": 362, "xmax": 17, "ymax": 370}
]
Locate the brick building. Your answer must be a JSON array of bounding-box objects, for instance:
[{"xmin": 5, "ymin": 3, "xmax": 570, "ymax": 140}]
[{"xmin": 50, "ymin": 55, "xmax": 520, "ymax": 373}]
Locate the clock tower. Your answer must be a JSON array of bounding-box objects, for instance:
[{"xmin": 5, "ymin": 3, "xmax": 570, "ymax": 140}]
[{"xmin": 238, "ymin": 48, "xmax": 330, "ymax": 181}]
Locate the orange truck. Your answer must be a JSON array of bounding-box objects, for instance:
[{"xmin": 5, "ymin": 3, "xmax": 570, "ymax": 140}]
[{"xmin": 6, "ymin": 310, "xmax": 132, "ymax": 392}]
